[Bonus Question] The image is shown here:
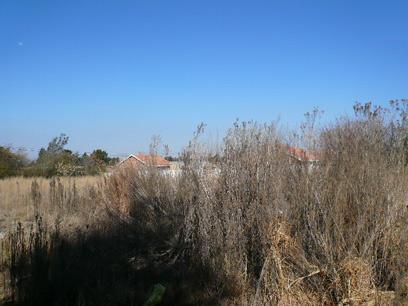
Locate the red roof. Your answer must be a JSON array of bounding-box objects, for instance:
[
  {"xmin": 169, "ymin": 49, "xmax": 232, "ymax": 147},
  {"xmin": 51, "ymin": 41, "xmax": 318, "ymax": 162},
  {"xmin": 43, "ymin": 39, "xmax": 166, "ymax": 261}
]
[
  {"xmin": 134, "ymin": 153, "xmax": 170, "ymax": 167},
  {"xmin": 287, "ymin": 146, "xmax": 320, "ymax": 162}
]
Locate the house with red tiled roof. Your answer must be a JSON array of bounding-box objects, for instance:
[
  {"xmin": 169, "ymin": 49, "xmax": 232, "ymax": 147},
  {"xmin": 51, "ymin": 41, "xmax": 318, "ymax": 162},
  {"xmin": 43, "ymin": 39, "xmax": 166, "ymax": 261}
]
[
  {"xmin": 119, "ymin": 153, "xmax": 171, "ymax": 170},
  {"xmin": 287, "ymin": 146, "xmax": 320, "ymax": 163},
  {"xmin": 286, "ymin": 146, "xmax": 320, "ymax": 173}
]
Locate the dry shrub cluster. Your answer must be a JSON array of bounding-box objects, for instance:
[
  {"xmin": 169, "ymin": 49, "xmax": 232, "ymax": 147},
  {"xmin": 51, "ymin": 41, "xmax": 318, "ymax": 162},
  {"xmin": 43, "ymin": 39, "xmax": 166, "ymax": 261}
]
[
  {"xmin": 2, "ymin": 102, "xmax": 408, "ymax": 305},
  {"xmin": 184, "ymin": 104, "xmax": 407, "ymax": 304}
]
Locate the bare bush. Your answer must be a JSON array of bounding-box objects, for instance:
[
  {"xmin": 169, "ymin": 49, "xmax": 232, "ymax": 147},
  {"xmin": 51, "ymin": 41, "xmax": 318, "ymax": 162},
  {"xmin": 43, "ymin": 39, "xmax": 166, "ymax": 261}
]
[{"xmin": 178, "ymin": 105, "xmax": 408, "ymax": 304}]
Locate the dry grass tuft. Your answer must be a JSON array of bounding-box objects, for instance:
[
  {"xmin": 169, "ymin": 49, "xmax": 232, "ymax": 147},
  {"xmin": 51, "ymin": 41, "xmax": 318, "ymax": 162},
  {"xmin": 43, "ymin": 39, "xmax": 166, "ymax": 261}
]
[{"xmin": 335, "ymin": 257, "xmax": 375, "ymax": 304}]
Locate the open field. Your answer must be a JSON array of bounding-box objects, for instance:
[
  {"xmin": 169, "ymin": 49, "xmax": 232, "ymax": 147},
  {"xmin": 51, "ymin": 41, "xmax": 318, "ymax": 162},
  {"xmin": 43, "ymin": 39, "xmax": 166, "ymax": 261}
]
[
  {"xmin": 0, "ymin": 176, "xmax": 106, "ymax": 302},
  {"xmin": 0, "ymin": 176, "xmax": 105, "ymax": 234}
]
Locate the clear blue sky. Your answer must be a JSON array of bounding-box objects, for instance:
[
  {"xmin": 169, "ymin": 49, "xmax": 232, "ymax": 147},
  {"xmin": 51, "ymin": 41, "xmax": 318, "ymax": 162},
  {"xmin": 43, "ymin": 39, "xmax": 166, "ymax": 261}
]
[{"xmin": 1, "ymin": 0, "xmax": 407, "ymax": 158}]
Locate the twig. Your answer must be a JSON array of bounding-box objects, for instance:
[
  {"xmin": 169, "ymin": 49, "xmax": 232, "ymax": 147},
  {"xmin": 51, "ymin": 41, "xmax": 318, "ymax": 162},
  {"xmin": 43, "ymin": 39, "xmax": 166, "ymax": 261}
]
[{"xmin": 287, "ymin": 269, "xmax": 321, "ymax": 290}]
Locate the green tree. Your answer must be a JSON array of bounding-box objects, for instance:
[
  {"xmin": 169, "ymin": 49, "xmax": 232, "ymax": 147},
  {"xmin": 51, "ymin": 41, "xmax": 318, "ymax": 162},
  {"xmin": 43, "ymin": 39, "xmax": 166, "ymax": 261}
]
[
  {"xmin": 87, "ymin": 149, "xmax": 119, "ymax": 173},
  {"xmin": 90, "ymin": 149, "xmax": 110, "ymax": 164},
  {"xmin": 21, "ymin": 135, "xmax": 120, "ymax": 177},
  {"xmin": 0, "ymin": 146, "xmax": 27, "ymax": 178},
  {"xmin": 32, "ymin": 134, "xmax": 80, "ymax": 177}
]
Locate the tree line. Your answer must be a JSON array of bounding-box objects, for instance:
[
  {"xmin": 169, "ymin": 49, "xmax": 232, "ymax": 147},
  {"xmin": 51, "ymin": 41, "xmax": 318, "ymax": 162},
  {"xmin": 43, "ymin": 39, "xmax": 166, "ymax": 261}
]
[{"xmin": 0, "ymin": 134, "xmax": 119, "ymax": 178}]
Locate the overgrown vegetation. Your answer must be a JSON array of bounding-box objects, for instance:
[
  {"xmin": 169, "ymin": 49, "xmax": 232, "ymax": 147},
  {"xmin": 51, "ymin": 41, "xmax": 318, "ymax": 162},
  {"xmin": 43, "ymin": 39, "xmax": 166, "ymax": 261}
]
[{"xmin": 1, "ymin": 101, "xmax": 408, "ymax": 305}]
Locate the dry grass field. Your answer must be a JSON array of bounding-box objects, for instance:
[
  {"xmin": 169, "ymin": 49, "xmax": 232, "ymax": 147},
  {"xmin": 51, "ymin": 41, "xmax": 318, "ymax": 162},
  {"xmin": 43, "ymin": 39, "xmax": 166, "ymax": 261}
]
[
  {"xmin": 0, "ymin": 176, "xmax": 105, "ymax": 233},
  {"xmin": 0, "ymin": 176, "xmax": 106, "ymax": 302}
]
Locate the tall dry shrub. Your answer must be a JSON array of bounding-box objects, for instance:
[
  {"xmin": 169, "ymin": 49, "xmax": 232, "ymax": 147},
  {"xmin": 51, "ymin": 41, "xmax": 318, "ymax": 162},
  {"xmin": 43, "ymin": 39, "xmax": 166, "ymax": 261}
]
[
  {"xmin": 286, "ymin": 103, "xmax": 408, "ymax": 303},
  {"xmin": 104, "ymin": 165, "xmax": 189, "ymax": 271},
  {"xmin": 182, "ymin": 121, "xmax": 303, "ymax": 304},
  {"xmin": 181, "ymin": 105, "xmax": 408, "ymax": 304}
]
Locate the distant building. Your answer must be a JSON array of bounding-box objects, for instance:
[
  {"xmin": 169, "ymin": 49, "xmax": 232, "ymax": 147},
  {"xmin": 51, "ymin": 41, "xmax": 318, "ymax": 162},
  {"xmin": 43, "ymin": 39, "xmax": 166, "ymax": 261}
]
[
  {"xmin": 287, "ymin": 146, "xmax": 320, "ymax": 163},
  {"xmin": 118, "ymin": 153, "xmax": 171, "ymax": 170},
  {"xmin": 287, "ymin": 146, "xmax": 320, "ymax": 172}
]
